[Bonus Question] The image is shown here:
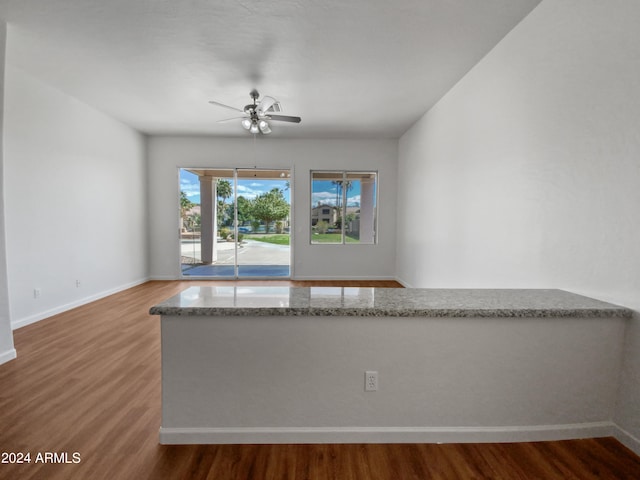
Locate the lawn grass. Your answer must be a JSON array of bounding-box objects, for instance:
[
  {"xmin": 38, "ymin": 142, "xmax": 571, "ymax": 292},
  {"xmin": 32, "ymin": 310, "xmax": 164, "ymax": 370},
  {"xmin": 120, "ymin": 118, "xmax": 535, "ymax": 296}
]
[
  {"xmin": 250, "ymin": 234, "xmax": 290, "ymax": 245},
  {"xmin": 250, "ymin": 233, "xmax": 360, "ymax": 244},
  {"xmin": 312, "ymin": 233, "xmax": 359, "ymax": 243}
]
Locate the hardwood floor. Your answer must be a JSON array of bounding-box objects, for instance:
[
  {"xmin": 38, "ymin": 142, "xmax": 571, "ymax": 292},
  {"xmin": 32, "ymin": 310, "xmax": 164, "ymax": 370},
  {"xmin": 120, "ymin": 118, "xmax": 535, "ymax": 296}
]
[{"xmin": 1, "ymin": 280, "xmax": 639, "ymax": 480}]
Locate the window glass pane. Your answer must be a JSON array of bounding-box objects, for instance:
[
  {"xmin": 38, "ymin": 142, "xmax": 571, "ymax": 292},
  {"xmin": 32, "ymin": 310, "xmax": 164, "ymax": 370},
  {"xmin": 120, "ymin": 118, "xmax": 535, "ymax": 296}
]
[
  {"xmin": 179, "ymin": 168, "xmax": 236, "ymax": 277},
  {"xmin": 345, "ymin": 172, "xmax": 377, "ymax": 244},
  {"xmin": 311, "ymin": 171, "xmax": 343, "ymax": 244},
  {"xmin": 311, "ymin": 171, "xmax": 377, "ymax": 245}
]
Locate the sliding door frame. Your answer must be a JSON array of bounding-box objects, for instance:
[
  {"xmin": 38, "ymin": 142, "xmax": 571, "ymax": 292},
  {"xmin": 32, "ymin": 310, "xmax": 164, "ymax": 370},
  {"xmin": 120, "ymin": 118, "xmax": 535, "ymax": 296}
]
[{"xmin": 178, "ymin": 166, "xmax": 294, "ymax": 280}]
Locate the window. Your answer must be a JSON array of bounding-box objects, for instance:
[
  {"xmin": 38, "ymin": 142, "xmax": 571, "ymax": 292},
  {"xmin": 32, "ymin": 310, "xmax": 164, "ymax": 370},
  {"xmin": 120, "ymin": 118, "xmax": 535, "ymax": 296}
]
[{"xmin": 310, "ymin": 171, "xmax": 377, "ymax": 244}]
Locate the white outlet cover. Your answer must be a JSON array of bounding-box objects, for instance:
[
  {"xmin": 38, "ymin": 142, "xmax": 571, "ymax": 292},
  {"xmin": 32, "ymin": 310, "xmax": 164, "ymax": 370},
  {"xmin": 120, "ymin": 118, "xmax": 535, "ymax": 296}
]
[{"xmin": 365, "ymin": 371, "xmax": 378, "ymax": 391}]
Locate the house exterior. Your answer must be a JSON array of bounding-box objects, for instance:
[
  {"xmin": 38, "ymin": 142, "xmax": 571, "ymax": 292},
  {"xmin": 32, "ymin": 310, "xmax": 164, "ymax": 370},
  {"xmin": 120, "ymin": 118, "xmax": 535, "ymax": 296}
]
[{"xmin": 311, "ymin": 204, "xmax": 338, "ymax": 226}]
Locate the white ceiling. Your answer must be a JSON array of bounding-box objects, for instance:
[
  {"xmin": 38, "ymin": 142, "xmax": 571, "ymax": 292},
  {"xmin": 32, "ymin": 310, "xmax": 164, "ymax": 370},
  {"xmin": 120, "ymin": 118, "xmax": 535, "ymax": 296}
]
[{"xmin": 0, "ymin": 0, "xmax": 542, "ymax": 138}]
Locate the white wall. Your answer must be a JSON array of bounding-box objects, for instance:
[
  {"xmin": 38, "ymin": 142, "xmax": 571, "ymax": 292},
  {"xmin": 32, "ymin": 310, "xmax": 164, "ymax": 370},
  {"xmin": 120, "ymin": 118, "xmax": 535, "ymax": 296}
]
[
  {"xmin": 4, "ymin": 65, "xmax": 148, "ymax": 329},
  {"xmin": 161, "ymin": 311, "xmax": 625, "ymax": 444},
  {"xmin": 0, "ymin": 21, "xmax": 16, "ymax": 364},
  {"xmin": 148, "ymin": 136, "xmax": 397, "ymax": 280},
  {"xmin": 397, "ymin": 0, "xmax": 640, "ymax": 453}
]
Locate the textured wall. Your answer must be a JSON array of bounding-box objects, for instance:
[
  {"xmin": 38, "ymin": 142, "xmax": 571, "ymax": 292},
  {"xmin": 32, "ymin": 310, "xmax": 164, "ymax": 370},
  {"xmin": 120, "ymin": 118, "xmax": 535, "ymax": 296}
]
[
  {"xmin": 147, "ymin": 136, "xmax": 397, "ymax": 280},
  {"xmin": 4, "ymin": 66, "xmax": 148, "ymax": 328},
  {"xmin": 0, "ymin": 21, "xmax": 16, "ymax": 364},
  {"xmin": 396, "ymin": 0, "xmax": 640, "ymax": 453}
]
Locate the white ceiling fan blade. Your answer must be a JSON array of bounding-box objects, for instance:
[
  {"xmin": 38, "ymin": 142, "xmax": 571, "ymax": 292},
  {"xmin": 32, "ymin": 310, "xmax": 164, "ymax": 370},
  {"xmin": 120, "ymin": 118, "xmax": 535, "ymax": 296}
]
[
  {"xmin": 257, "ymin": 96, "xmax": 278, "ymax": 115},
  {"xmin": 217, "ymin": 116, "xmax": 247, "ymax": 123},
  {"xmin": 208, "ymin": 100, "xmax": 244, "ymax": 113},
  {"xmin": 267, "ymin": 114, "xmax": 302, "ymax": 123}
]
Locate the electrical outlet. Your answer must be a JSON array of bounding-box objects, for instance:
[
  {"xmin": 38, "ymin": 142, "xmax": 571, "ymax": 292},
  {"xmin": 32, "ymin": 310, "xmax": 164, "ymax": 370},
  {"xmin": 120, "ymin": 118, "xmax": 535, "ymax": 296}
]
[
  {"xmin": 76, "ymin": 280, "xmax": 81, "ymax": 288},
  {"xmin": 33, "ymin": 288, "xmax": 41, "ymax": 299},
  {"xmin": 365, "ymin": 371, "xmax": 378, "ymax": 391}
]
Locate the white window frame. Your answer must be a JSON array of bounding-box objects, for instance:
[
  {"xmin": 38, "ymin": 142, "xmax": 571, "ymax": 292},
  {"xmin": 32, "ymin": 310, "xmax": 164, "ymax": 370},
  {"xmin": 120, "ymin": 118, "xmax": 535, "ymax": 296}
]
[{"xmin": 310, "ymin": 170, "xmax": 378, "ymax": 245}]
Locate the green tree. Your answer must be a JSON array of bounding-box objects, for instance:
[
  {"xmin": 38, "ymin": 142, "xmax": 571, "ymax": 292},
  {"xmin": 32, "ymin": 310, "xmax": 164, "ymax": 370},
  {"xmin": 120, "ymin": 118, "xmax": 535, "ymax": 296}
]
[
  {"xmin": 250, "ymin": 188, "xmax": 289, "ymax": 234},
  {"xmin": 331, "ymin": 180, "xmax": 341, "ymax": 208},
  {"xmin": 180, "ymin": 191, "xmax": 194, "ymax": 217},
  {"xmin": 216, "ymin": 179, "xmax": 232, "ymax": 226},
  {"xmin": 315, "ymin": 220, "xmax": 329, "ymax": 234},
  {"xmin": 236, "ymin": 196, "xmax": 253, "ymax": 225},
  {"xmin": 336, "ymin": 212, "xmax": 357, "ymax": 229},
  {"xmin": 223, "ymin": 203, "xmax": 235, "ymax": 226},
  {"xmin": 222, "ymin": 195, "xmax": 254, "ymax": 228},
  {"xmin": 330, "ymin": 180, "xmax": 353, "ymax": 208},
  {"xmin": 180, "ymin": 191, "xmax": 195, "ymax": 231},
  {"xmin": 216, "ymin": 179, "xmax": 232, "ymax": 200}
]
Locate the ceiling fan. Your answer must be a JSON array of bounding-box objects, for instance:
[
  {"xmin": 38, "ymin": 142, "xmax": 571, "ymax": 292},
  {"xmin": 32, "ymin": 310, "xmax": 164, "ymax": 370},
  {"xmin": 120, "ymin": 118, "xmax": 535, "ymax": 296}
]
[{"xmin": 209, "ymin": 89, "xmax": 302, "ymax": 135}]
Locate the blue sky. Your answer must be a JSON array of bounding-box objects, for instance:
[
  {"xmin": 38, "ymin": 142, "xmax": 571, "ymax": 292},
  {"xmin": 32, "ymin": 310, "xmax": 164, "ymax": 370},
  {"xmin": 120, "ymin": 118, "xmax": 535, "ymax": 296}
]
[
  {"xmin": 180, "ymin": 169, "xmax": 291, "ymax": 204},
  {"xmin": 180, "ymin": 170, "xmax": 373, "ymax": 207},
  {"xmin": 311, "ymin": 180, "xmax": 362, "ymax": 207}
]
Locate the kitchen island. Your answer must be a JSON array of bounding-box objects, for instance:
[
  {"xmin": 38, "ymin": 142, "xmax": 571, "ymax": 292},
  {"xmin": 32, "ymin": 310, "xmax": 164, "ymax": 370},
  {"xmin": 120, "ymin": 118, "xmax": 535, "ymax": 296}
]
[{"xmin": 150, "ymin": 287, "xmax": 631, "ymax": 445}]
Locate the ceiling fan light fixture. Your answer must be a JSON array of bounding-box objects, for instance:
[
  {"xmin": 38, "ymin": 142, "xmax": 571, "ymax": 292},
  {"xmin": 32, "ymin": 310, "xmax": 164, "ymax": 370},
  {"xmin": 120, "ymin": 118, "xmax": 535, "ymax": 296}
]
[
  {"xmin": 258, "ymin": 120, "xmax": 271, "ymax": 134},
  {"xmin": 209, "ymin": 90, "xmax": 301, "ymax": 135}
]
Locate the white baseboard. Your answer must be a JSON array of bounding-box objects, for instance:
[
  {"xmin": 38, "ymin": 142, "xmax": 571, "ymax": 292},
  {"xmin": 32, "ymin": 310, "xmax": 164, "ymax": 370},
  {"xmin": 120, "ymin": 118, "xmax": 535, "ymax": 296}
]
[
  {"xmin": 159, "ymin": 422, "xmax": 614, "ymax": 445},
  {"xmin": 614, "ymin": 424, "xmax": 640, "ymax": 457},
  {"xmin": 291, "ymin": 275, "xmax": 399, "ymax": 281},
  {"xmin": 152, "ymin": 275, "xmax": 403, "ymax": 283},
  {"xmin": 395, "ymin": 276, "xmax": 413, "ymax": 288},
  {"xmin": 0, "ymin": 348, "xmax": 17, "ymax": 365},
  {"xmin": 11, "ymin": 277, "xmax": 150, "ymax": 330},
  {"xmin": 149, "ymin": 275, "xmax": 179, "ymax": 281}
]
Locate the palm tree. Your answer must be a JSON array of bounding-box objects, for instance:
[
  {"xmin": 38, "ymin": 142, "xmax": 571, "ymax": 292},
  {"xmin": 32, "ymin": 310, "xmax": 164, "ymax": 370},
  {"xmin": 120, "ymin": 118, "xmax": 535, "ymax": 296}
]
[
  {"xmin": 331, "ymin": 180, "xmax": 342, "ymax": 207},
  {"xmin": 180, "ymin": 191, "xmax": 195, "ymax": 231},
  {"xmin": 216, "ymin": 179, "xmax": 232, "ymax": 227},
  {"xmin": 180, "ymin": 191, "xmax": 194, "ymax": 216},
  {"xmin": 330, "ymin": 180, "xmax": 353, "ymax": 208}
]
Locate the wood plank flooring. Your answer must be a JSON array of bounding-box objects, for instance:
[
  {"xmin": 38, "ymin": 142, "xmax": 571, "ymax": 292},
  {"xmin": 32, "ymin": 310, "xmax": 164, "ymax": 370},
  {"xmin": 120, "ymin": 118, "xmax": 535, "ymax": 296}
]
[{"xmin": 1, "ymin": 280, "xmax": 639, "ymax": 480}]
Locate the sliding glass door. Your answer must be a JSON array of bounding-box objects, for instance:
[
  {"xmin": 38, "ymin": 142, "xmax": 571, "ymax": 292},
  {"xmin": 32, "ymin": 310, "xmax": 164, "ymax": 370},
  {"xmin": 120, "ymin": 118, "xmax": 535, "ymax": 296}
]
[
  {"xmin": 235, "ymin": 169, "xmax": 291, "ymax": 277},
  {"xmin": 179, "ymin": 167, "xmax": 291, "ymax": 278}
]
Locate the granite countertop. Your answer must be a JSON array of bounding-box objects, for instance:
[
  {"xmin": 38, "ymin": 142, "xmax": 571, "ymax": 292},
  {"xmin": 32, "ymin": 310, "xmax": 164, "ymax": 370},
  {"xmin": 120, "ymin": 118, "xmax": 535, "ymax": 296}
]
[{"xmin": 149, "ymin": 287, "xmax": 632, "ymax": 318}]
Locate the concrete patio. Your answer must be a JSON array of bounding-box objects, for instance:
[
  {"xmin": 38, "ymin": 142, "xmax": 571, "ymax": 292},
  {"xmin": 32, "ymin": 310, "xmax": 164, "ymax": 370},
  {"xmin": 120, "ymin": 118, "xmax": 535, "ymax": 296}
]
[{"xmin": 181, "ymin": 238, "xmax": 291, "ymax": 277}]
